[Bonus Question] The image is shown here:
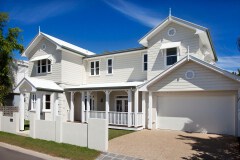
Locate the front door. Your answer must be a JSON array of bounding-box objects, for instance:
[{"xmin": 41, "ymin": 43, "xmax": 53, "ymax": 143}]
[{"xmin": 116, "ymin": 96, "xmax": 128, "ymax": 112}]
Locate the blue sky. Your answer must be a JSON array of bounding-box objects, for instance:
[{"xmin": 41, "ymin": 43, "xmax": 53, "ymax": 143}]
[{"xmin": 1, "ymin": 0, "xmax": 240, "ymax": 71}]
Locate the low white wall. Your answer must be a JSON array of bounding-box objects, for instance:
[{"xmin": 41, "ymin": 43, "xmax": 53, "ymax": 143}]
[
  {"xmin": 62, "ymin": 122, "xmax": 88, "ymax": 147},
  {"xmin": 35, "ymin": 120, "xmax": 56, "ymax": 141},
  {"xmin": 0, "ymin": 112, "xmax": 19, "ymax": 134},
  {"xmin": 29, "ymin": 114, "xmax": 108, "ymax": 152},
  {"xmin": 88, "ymin": 118, "xmax": 108, "ymax": 152}
]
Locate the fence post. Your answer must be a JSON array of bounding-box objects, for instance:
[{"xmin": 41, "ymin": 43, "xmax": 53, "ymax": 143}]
[
  {"xmin": 29, "ymin": 113, "xmax": 36, "ymax": 138},
  {"xmin": 56, "ymin": 116, "xmax": 62, "ymax": 143}
]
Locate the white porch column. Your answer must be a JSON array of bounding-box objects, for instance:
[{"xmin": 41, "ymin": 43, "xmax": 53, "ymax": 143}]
[
  {"xmin": 134, "ymin": 89, "xmax": 139, "ymax": 127},
  {"xmin": 86, "ymin": 91, "xmax": 90, "ymax": 123},
  {"xmin": 148, "ymin": 91, "xmax": 153, "ymax": 129},
  {"xmin": 70, "ymin": 92, "xmax": 75, "ymax": 122},
  {"xmin": 105, "ymin": 90, "xmax": 110, "ymax": 123},
  {"xmin": 142, "ymin": 92, "xmax": 146, "ymax": 128},
  {"xmin": 54, "ymin": 93, "xmax": 59, "ymax": 120},
  {"xmin": 237, "ymin": 89, "xmax": 240, "ymax": 137},
  {"xmin": 128, "ymin": 89, "xmax": 132, "ymax": 127},
  {"xmin": 36, "ymin": 92, "xmax": 41, "ymax": 120},
  {"xmin": 81, "ymin": 91, "xmax": 85, "ymax": 123},
  {"xmin": 51, "ymin": 93, "xmax": 55, "ymax": 121},
  {"xmin": 19, "ymin": 93, "xmax": 25, "ymax": 131}
]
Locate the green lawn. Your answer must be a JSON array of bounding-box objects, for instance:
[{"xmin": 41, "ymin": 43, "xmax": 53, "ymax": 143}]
[
  {"xmin": 109, "ymin": 129, "xmax": 134, "ymax": 140},
  {"xmin": 0, "ymin": 131, "xmax": 100, "ymax": 160}
]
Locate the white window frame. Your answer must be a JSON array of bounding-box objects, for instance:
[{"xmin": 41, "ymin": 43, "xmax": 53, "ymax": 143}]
[
  {"xmin": 42, "ymin": 93, "xmax": 52, "ymax": 112},
  {"xmin": 164, "ymin": 47, "xmax": 180, "ymax": 67},
  {"xmin": 106, "ymin": 58, "xmax": 113, "ymax": 75},
  {"xmin": 90, "ymin": 60, "xmax": 100, "ymax": 76},
  {"xmin": 36, "ymin": 59, "xmax": 52, "ymax": 74},
  {"xmin": 30, "ymin": 93, "xmax": 36, "ymax": 111},
  {"xmin": 142, "ymin": 53, "xmax": 148, "ymax": 71}
]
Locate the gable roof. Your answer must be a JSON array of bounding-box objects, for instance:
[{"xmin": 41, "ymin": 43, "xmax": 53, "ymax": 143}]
[
  {"xmin": 14, "ymin": 77, "xmax": 63, "ymax": 93},
  {"xmin": 139, "ymin": 15, "xmax": 217, "ymax": 61},
  {"xmin": 139, "ymin": 55, "xmax": 240, "ymax": 91},
  {"xmin": 22, "ymin": 32, "xmax": 95, "ymax": 57}
]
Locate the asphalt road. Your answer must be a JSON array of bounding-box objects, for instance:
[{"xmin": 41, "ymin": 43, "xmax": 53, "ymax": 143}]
[{"xmin": 0, "ymin": 146, "xmax": 44, "ymax": 160}]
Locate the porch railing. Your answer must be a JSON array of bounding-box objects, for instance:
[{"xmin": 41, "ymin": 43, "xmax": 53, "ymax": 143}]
[{"xmin": 84, "ymin": 111, "xmax": 143, "ymax": 127}]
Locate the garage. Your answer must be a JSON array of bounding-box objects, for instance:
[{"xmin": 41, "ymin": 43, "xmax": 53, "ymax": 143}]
[{"xmin": 156, "ymin": 91, "xmax": 236, "ymax": 135}]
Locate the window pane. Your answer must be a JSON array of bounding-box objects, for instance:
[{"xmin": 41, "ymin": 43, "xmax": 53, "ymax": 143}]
[
  {"xmin": 95, "ymin": 61, "xmax": 99, "ymax": 68},
  {"xmin": 108, "ymin": 59, "xmax": 112, "ymax": 66},
  {"xmin": 167, "ymin": 48, "xmax": 177, "ymax": 65},
  {"xmin": 91, "ymin": 68, "xmax": 94, "ymax": 75},
  {"xmin": 108, "ymin": 67, "xmax": 112, "ymax": 74},
  {"xmin": 42, "ymin": 59, "xmax": 46, "ymax": 65},
  {"xmin": 42, "ymin": 65, "xmax": 46, "ymax": 73},
  {"xmin": 38, "ymin": 66, "xmax": 41, "ymax": 73},
  {"xmin": 38, "ymin": 60, "xmax": 40, "ymax": 66},
  {"xmin": 91, "ymin": 62, "xmax": 94, "ymax": 68},
  {"xmin": 48, "ymin": 64, "xmax": 51, "ymax": 72},
  {"xmin": 46, "ymin": 95, "xmax": 50, "ymax": 101},
  {"xmin": 46, "ymin": 103, "xmax": 50, "ymax": 109},
  {"xmin": 96, "ymin": 67, "xmax": 99, "ymax": 75},
  {"xmin": 144, "ymin": 54, "xmax": 148, "ymax": 62},
  {"xmin": 144, "ymin": 63, "xmax": 147, "ymax": 71}
]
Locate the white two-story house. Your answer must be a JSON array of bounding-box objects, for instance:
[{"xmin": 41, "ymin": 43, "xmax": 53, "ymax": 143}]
[{"xmin": 15, "ymin": 15, "xmax": 240, "ymax": 136}]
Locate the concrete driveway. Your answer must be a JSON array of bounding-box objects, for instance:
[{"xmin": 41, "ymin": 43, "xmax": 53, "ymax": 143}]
[{"xmin": 109, "ymin": 130, "xmax": 240, "ymax": 160}]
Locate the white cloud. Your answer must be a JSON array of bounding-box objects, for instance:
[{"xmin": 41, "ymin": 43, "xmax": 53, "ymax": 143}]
[
  {"xmin": 216, "ymin": 56, "xmax": 240, "ymax": 71},
  {"xmin": 11, "ymin": 1, "xmax": 78, "ymax": 24},
  {"xmin": 104, "ymin": 0, "xmax": 162, "ymax": 27}
]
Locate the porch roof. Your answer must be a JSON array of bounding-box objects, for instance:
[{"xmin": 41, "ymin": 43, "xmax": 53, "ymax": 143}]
[
  {"xmin": 14, "ymin": 77, "xmax": 63, "ymax": 93},
  {"xmin": 64, "ymin": 81, "xmax": 144, "ymax": 91}
]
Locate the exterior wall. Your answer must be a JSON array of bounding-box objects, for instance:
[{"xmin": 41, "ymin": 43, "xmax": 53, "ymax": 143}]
[
  {"xmin": 30, "ymin": 114, "xmax": 108, "ymax": 151},
  {"xmin": 147, "ymin": 22, "xmax": 202, "ymax": 80},
  {"xmin": 61, "ymin": 51, "xmax": 83, "ymax": 85},
  {"xmin": 0, "ymin": 112, "xmax": 19, "ymax": 134},
  {"xmin": 28, "ymin": 38, "xmax": 62, "ymax": 83},
  {"xmin": 149, "ymin": 62, "xmax": 240, "ymax": 91},
  {"xmin": 85, "ymin": 51, "xmax": 147, "ymax": 84}
]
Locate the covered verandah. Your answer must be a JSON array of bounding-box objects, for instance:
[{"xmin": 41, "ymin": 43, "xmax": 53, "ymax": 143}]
[{"xmin": 65, "ymin": 82, "xmax": 146, "ymax": 130}]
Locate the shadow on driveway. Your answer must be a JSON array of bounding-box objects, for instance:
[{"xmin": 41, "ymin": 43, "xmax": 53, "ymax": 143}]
[{"xmin": 177, "ymin": 134, "xmax": 240, "ymax": 160}]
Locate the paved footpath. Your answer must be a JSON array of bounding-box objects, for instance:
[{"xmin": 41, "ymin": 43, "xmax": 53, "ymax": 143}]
[
  {"xmin": 0, "ymin": 142, "xmax": 67, "ymax": 160},
  {"xmin": 96, "ymin": 152, "xmax": 143, "ymax": 160}
]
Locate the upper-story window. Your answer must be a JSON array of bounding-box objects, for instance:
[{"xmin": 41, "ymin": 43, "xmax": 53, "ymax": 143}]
[
  {"xmin": 107, "ymin": 59, "xmax": 113, "ymax": 74},
  {"xmin": 37, "ymin": 59, "xmax": 51, "ymax": 74},
  {"xmin": 90, "ymin": 61, "xmax": 100, "ymax": 76},
  {"xmin": 166, "ymin": 48, "xmax": 177, "ymax": 66},
  {"xmin": 143, "ymin": 54, "xmax": 148, "ymax": 71}
]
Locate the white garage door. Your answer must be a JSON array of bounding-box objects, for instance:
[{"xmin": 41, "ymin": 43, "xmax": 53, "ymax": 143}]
[{"xmin": 157, "ymin": 91, "xmax": 236, "ymax": 135}]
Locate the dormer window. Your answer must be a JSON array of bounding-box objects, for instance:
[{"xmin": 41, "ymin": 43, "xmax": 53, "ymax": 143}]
[
  {"xmin": 166, "ymin": 48, "xmax": 177, "ymax": 66},
  {"xmin": 37, "ymin": 59, "xmax": 51, "ymax": 74}
]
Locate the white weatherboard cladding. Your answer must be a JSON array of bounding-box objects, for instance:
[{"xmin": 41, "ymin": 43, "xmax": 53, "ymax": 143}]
[
  {"xmin": 61, "ymin": 51, "xmax": 83, "ymax": 85},
  {"xmin": 28, "ymin": 38, "xmax": 62, "ymax": 83},
  {"xmin": 147, "ymin": 22, "xmax": 202, "ymax": 80},
  {"xmin": 86, "ymin": 52, "xmax": 147, "ymax": 83},
  {"xmin": 156, "ymin": 91, "xmax": 236, "ymax": 135},
  {"xmin": 149, "ymin": 62, "xmax": 240, "ymax": 92}
]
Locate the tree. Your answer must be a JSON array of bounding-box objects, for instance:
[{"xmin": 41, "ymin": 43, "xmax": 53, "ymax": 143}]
[
  {"xmin": 0, "ymin": 12, "xmax": 24, "ymax": 106},
  {"xmin": 232, "ymin": 69, "xmax": 240, "ymax": 76}
]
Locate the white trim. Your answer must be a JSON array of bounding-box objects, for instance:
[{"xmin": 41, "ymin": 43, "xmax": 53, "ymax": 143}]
[
  {"xmin": 42, "ymin": 93, "xmax": 52, "ymax": 112},
  {"xmin": 167, "ymin": 27, "xmax": 176, "ymax": 36},
  {"xmin": 36, "ymin": 59, "xmax": 52, "ymax": 74},
  {"xmin": 30, "ymin": 55, "xmax": 50, "ymax": 62}
]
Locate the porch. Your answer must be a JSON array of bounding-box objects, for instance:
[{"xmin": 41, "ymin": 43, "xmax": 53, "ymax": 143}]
[{"xmin": 66, "ymin": 82, "xmax": 146, "ymax": 130}]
